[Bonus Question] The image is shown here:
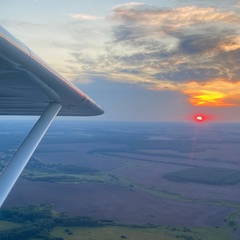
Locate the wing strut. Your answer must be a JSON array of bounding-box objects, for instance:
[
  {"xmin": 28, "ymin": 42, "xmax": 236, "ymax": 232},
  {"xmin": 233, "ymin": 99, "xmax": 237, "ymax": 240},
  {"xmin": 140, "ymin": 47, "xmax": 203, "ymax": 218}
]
[{"xmin": 0, "ymin": 102, "xmax": 62, "ymax": 207}]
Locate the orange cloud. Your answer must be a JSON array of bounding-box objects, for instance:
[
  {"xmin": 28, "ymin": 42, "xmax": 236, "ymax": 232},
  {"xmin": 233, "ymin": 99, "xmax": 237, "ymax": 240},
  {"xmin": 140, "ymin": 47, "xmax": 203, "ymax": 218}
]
[
  {"xmin": 186, "ymin": 90, "xmax": 230, "ymax": 106},
  {"xmin": 183, "ymin": 80, "xmax": 240, "ymax": 106},
  {"xmin": 112, "ymin": 6, "xmax": 240, "ymax": 30},
  {"xmin": 220, "ymin": 36, "xmax": 240, "ymax": 51}
]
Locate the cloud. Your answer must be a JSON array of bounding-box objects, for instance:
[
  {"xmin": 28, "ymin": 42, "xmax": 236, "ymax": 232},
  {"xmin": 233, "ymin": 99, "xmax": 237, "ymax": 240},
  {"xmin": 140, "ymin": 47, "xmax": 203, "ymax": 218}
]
[
  {"xmin": 111, "ymin": 6, "xmax": 240, "ymax": 30},
  {"xmin": 70, "ymin": 14, "xmax": 103, "ymax": 21},
  {"xmin": 182, "ymin": 80, "xmax": 240, "ymax": 106},
  {"xmin": 113, "ymin": 2, "xmax": 145, "ymax": 9},
  {"xmin": 101, "ymin": 4, "xmax": 240, "ymax": 106},
  {"xmin": 61, "ymin": 3, "xmax": 240, "ymax": 107},
  {"xmin": 179, "ymin": 0, "xmax": 240, "ymax": 10}
]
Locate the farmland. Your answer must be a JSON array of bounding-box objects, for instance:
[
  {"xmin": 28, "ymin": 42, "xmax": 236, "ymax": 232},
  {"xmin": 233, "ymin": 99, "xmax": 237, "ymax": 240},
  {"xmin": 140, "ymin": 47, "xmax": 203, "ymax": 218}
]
[{"xmin": 1, "ymin": 120, "xmax": 240, "ymax": 239}]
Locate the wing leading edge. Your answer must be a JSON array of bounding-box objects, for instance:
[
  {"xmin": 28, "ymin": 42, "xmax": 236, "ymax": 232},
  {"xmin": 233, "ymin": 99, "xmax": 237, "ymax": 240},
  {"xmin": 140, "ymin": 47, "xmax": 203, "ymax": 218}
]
[
  {"xmin": 0, "ymin": 25, "xmax": 104, "ymax": 116},
  {"xmin": 0, "ymin": 26, "xmax": 104, "ymax": 207}
]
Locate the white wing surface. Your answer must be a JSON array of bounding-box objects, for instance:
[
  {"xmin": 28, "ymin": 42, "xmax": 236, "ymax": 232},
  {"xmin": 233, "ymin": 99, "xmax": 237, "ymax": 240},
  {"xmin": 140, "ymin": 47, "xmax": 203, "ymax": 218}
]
[
  {"xmin": 0, "ymin": 26, "xmax": 104, "ymax": 207},
  {"xmin": 0, "ymin": 25, "xmax": 104, "ymax": 116}
]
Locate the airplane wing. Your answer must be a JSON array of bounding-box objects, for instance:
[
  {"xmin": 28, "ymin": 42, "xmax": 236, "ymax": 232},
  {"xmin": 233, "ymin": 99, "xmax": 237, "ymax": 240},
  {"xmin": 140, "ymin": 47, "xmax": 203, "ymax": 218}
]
[{"xmin": 0, "ymin": 25, "xmax": 104, "ymax": 207}]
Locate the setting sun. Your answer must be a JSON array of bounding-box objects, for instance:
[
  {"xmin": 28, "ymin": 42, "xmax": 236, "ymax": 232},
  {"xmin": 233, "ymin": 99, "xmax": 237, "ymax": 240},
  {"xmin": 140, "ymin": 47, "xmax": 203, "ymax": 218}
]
[
  {"xmin": 196, "ymin": 116, "xmax": 203, "ymax": 121},
  {"xmin": 191, "ymin": 114, "xmax": 216, "ymax": 122}
]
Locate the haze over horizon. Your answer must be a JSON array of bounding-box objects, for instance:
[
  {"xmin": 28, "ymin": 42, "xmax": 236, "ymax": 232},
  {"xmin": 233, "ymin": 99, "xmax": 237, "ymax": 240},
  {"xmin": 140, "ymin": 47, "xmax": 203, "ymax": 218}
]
[{"xmin": 1, "ymin": 0, "xmax": 240, "ymax": 122}]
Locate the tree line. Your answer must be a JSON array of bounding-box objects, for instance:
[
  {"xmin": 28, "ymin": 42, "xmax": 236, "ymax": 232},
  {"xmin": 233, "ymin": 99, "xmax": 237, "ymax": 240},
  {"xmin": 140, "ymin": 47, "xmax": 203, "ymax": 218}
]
[{"xmin": 0, "ymin": 204, "xmax": 113, "ymax": 240}]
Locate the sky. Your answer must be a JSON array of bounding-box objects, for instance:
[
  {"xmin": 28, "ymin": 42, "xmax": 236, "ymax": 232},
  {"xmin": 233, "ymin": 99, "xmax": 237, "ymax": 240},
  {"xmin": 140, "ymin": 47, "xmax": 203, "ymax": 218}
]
[{"xmin": 1, "ymin": 0, "xmax": 240, "ymax": 122}]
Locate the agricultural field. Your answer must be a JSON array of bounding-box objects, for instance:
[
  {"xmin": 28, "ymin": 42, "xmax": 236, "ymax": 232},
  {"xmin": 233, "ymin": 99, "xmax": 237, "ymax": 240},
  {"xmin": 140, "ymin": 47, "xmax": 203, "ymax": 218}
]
[
  {"xmin": 1, "ymin": 120, "xmax": 240, "ymax": 239},
  {"xmin": 0, "ymin": 205, "xmax": 235, "ymax": 240}
]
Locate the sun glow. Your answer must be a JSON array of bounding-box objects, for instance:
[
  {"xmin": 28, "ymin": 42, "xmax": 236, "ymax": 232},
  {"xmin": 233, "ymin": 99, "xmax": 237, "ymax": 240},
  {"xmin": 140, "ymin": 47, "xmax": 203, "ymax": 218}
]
[
  {"xmin": 191, "ymin": 114, "xmax": 216, "ymax": 122},
  {"xmin": 189, "ymin": 90, "xmax": 227, "ymax": 106},
  {"xmin": 183, "ymin": 80, "xmax": 240, "ymax": 107}
]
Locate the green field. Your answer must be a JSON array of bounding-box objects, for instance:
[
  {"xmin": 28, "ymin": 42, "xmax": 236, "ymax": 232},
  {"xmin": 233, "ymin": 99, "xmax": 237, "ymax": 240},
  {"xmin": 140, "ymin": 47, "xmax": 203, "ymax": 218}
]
[
  {"xmin": 51, "ymin": 225, "xmax": 234, "ymax": 240},
  {"xmin": 0, "ymin": 220, "xmax": 20, "ymax": 231},
  {"xmin": 0, "ymin": 205, "xmax": 236, "ymax": 240}
]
